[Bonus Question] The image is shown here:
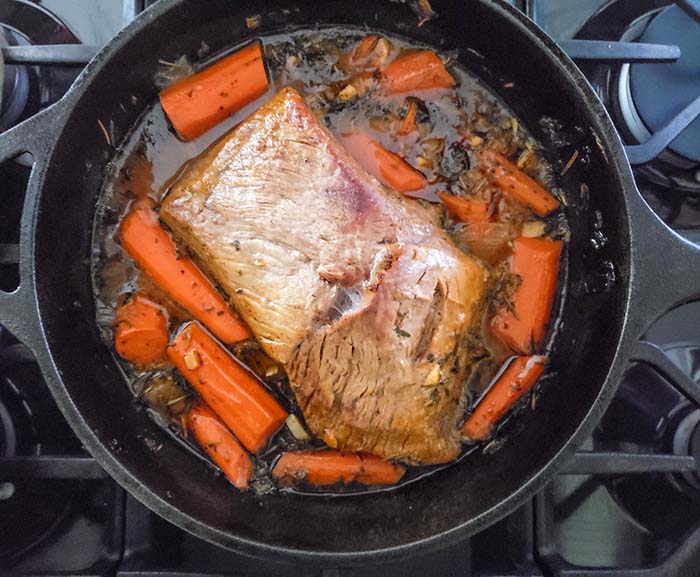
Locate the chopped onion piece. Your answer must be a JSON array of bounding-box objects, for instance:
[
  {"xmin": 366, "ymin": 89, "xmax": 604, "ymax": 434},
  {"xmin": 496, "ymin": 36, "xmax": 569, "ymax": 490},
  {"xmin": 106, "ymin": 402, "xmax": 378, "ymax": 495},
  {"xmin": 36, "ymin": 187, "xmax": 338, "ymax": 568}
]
[
  {"xmin": 468, "ymin": 135, "xmax": 484, "ymax": 148},
  {"xmin": 183, "ymin": 349, "xmax": 201, "ymax": 370},
  {"xmin": 424, "ymin": 363, "xmax": 441, "ymax": 386},
  {"xmin": 337, "ymin": 84, "xmax": 358, "ymax": 101},
  {"xmin": 372, "ymin": 38, "xmax": 393, "ymax": 68},
  {"xmin": 521, "ymin": 221, "xmax": 546, "ymax": 238},
  {"xmin": 246, "ymin": 15, "xmax": 261, "ymax": 30},
  {"xmin": 285, "ymin": 414, "xmax": 310, "ymax": 441},
  {"xmin": 415, "ymin": 155, "xmax": 431, "ymax": 168}
]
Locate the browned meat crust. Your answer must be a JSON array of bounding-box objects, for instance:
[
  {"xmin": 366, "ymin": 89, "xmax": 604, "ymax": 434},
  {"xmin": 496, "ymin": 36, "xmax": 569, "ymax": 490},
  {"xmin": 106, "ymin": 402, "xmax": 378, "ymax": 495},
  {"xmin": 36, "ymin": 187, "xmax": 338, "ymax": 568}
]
[{"xmin": 161, "ymin": 88, "xmax": 486, "ymax": 464}]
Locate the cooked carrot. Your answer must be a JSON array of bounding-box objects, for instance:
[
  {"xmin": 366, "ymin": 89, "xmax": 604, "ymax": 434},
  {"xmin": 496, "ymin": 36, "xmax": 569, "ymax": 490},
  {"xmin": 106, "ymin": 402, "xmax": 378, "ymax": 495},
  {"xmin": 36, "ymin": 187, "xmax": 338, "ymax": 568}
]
[
  {"xmin": 374, "ymin": 143, "xmax": 427, "ymax": 192},
  {"xmin": 492, "ymin": 237, "xmax": 563, "ymax": 353},
  {"xmin": 383, "ymin": 50, "xmax": 455, "ymax": 93},
  {"xmin": 168, "ymin": 322, "xmax": 287, "ymax": 453},
  {"xmin": 461, "ymin": 355, "xmax": 546, "ymax": 441},
  {"xmin": 478, "ymin": 149, "xmax": 559, "ymax": 216},
  {"xmin": 159, "ymin": 41, "xmax": 269, "ymax": 141},
  {"xmin": 397, "ymin": 100, "xmax": 418, "ymax": 136},
  {"xmin": 272, "ymin": 451, "xmax": 405, "ymax": 487},
  {"xmin": 187, "ymin": 403, "xmax": 253, "ymax": 489},
  {"xmin": 438, "ymin": 191, "xmax": 491, "ymax": 224},
  {"xmin": 113, "ymin": 294, "xmax": 169, "ymax": 365},
  {"xmin": 119, "ymin": 199, "xmax": 250, "ymax": 344},
  {"xmin": 341, "ymin": 132, "xmax": 427, "ymax": 193}
]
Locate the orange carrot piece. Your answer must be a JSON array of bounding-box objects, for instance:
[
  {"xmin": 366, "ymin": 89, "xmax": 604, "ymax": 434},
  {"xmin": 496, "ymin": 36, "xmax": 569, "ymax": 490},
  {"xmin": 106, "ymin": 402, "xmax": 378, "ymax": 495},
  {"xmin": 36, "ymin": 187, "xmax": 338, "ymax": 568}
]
[
  {"xmin": 119, "ymin": 199, "xmax": 250, "ymax": 344},
  {"xmin": 383, "ymin": 50, "xmax": 455, "ymax": 93},
  {"xmin": 461, "ymin": 355, "xmax": 546, "ymax": 441},
  {"xmin": 478, "ymin": 150, "xmax": 559, "ymax": 216},
  {"xmin": 113, "ymin": 294, "xmax": 169, "ymax": 365},
  {"xmin": 341, "ymin": 132, "xmax": 427, "ymax": 193},
  {"xmin": 492, "ymin": 237, "xmax": 563, "ymax": 353},
  {"xmin": 374, "ymin": 142, "xmax": 427, "ymax": 192},
  {"xmin": 397, "ymin": 100, "xmax": 418, "ymax": 136},
  {"xmin": 168, "ymin": 322, "xmax": 287, "ymax": 453},
  {"xmin": 272, "ymin": 451, "xmax": 405, "ymax": 487},
  {"xmin": 159, "ymin": 41, "xmax": 269, "ymax": 141},
  {"xmin": 438, "ymin": 191, "xmax": 491, "ymax": 224},
  {"xmin": 187, "ymin": 403, "xmax": 253, "ymax": 489}
]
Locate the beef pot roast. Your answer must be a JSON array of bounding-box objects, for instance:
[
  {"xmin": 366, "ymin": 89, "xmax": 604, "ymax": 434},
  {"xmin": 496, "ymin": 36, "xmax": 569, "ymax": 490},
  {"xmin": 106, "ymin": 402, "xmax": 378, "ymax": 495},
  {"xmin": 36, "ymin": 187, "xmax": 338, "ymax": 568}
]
[{"xmin": 161, "ymin": 88, "xmax": 487, "ymax": 464}]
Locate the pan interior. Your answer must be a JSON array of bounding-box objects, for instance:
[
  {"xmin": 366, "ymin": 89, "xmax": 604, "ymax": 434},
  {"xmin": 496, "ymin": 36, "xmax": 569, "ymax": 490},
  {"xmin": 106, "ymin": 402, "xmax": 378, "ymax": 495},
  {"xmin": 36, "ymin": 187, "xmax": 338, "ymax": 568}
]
[{"xmin": 33, "ymin": 0, "xmax": 630, "ymax": 557}]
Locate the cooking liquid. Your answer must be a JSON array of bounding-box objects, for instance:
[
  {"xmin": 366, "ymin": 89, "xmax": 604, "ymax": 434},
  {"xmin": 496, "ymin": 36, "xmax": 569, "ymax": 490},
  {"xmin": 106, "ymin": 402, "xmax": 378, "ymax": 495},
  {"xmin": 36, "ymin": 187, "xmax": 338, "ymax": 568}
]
[{"xmin": 91, "ymin": 28, "xmax": 568, "ymax": 495}]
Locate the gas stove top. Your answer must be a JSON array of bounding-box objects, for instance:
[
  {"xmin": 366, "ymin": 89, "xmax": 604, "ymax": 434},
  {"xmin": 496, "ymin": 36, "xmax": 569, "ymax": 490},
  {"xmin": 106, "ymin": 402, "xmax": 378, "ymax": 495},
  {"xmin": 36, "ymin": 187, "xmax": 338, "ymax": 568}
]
[{"xmin": 1, "ymin": 1, "xmax": 700, "ymax": 576}]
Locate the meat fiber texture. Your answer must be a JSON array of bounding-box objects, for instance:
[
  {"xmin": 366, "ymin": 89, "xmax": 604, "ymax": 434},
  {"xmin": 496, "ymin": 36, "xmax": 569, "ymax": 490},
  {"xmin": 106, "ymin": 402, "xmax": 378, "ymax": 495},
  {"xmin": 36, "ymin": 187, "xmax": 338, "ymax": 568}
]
[{"xmin": 161, "ymin": 88, "xmax": 487, "ymax": 464}]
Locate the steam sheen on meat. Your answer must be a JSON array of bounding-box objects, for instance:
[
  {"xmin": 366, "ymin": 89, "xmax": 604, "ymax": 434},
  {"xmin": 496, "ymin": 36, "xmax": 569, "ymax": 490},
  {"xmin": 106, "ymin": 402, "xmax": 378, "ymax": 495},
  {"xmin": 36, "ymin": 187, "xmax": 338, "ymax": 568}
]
[{"xmin": 161, "ymin": 88, "xmax": 487, "ymax": 464}]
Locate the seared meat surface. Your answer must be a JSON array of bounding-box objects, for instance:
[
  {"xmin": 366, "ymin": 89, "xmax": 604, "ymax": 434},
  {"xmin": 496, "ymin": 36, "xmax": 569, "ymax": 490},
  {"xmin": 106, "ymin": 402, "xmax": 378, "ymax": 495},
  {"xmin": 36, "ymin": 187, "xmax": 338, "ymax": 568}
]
[{"xmin": 161, "ymin": 88, "xmax": 486, "ymax": 464}]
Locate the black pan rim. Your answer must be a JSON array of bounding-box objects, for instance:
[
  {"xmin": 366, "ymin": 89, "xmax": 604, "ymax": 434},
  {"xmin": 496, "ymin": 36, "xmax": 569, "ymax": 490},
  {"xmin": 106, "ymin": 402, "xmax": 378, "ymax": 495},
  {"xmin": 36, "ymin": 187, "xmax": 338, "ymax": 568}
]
[{"xmin": 26, "ymin": 0, "xmax": 642, "ymax": 564}]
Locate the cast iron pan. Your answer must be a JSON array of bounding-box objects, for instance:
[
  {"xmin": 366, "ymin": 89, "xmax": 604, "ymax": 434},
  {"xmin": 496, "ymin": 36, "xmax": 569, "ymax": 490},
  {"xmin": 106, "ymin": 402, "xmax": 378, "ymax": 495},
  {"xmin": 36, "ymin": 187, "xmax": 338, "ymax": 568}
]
[{"xmin": 0, "ymin": 0, "xmax": 698, "ymax": 565}]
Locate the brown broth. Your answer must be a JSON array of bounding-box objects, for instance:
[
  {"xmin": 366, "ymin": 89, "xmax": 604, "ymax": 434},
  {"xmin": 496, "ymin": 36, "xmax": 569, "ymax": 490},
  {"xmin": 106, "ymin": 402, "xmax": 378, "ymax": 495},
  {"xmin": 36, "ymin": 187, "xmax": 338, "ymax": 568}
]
[{"xmin": 91, "ymin": 27, "xmax": 568, "ymax": 496}]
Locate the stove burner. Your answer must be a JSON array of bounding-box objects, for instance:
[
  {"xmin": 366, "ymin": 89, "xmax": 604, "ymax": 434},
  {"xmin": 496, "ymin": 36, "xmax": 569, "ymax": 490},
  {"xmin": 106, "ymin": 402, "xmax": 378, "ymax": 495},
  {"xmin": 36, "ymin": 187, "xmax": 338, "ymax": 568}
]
[
  {"xmin": 0, "ymin": 375, "xmax": 78, "ymax": 561},
  {"xmin": 0, "ymin": 27, "xmax": 30, "ymax": 131},
  {"xmin": 592, "ymin": 300, "xmax": 700, "ymax": 539},
  {"xmin": 575, "ymin": 0, "xmax": 700, "ymax": 220},
  {"xmin": 0, "ymin": 331, "xmax": 86, "ymax": 562},
  {"xmin": 674, "ymin": 409, "xmax": 700, "ymax": 487},
  {"xmin": 628, "ymin": 5, "xmax": 700, "ymax": 163},
  {"xmin": 0, "ymin": 475, "xmax": 80, "ymax": 561},
  {"xmin": 0, "ymin": 376, "xmax": 36, "ymax": 458},
  {"xmin": 0, "ymin": 0, "xmax": 81, "ymax": 131},
  {"xmin": 0, "ymin": 394, "xmax": 17, "ymax": 457}
]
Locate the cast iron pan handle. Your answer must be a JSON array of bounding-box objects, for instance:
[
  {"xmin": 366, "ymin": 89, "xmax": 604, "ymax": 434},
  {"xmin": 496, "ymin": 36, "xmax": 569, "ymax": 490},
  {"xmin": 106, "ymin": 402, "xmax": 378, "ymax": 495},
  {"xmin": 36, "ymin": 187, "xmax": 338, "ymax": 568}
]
[
  {"xmin": 0, "ymin": 101, "xmax": 65, "ymax": 346},
  {"xmin": 628, "ymin": 187, "xmax": 700, "ymax": 337}
]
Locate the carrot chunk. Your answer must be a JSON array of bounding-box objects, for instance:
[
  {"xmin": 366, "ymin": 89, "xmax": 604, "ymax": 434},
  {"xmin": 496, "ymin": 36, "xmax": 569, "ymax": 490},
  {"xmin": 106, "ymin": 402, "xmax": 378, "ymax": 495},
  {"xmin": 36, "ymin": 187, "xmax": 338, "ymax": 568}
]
[
  {"xmin": 461, "ymin": 355, "xmax": 546, "ymax": 441},
  {"xmin": 159, "ymin": 41, "xmax": 269, "ymax": 141},
  {"xmin": 374, "ymin": 142, "xmax": 427, "ymax": 192},
  {"xmin": 113, "ymin": 294, "xmax": 169, "ymax": 365},
  {"xmin": 119, "ymin": 199, "xmax": 250, "ymax": 344},
  {"xmin": 438, "ymin": 191, "xmax": 491, "ymax": 224},
  {"xmin": 187, "ymin": 403, "xmax": 253, "ymax": 489},
  {"xmin": 383, "ymin": 50, "xmax": 455, "ymax": 93},
  {"xmin": 341, "ymin": 132, "xmax": 427, "ymax": 193},
  {"xmin": 478, "ymin": 150, "xmax": 559, "ymax": 216},
  {"xmin": 492, "ymin": 237, "xmax": 563, "ymax": 353},
  {"xmin": 272, "ymin": 451, "xmax": 405, "ymax": 487},
  {"xmin": 168, "ymin": 322, "xmax": 287, "ymax": 453},
  {"xmin": 397, "ymin": 100, "xmax": 419, "ymax": 136}
]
